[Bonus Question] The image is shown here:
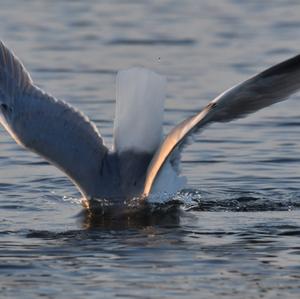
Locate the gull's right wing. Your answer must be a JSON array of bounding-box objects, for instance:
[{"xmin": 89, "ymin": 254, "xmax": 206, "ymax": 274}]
[
  {"xmin": 0, "ymin": 41, "xmax": 108, "ymax": 199},
  {"xmin": 143, "ymin": 54, "xmax": 300, "ymax": 196}
]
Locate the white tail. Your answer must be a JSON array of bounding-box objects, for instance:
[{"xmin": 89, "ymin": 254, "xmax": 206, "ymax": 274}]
[{"xmin": 113, "ymin": 67, "xmax": 166, "ymax": 153}]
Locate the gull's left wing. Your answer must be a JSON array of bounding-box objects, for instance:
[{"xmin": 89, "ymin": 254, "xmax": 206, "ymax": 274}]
[
  {"xmin": 0, "ymin": 41, "xmax": 108, "ymax": 200},
  {"xmin": 143, "ymin": 54, "xmax": 300, "ymax": 196}
]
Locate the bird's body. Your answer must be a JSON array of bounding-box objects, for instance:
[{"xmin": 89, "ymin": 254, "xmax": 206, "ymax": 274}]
[{"xmin": 0, "ymin": 40, "xmax": 300, "ymax": 212}]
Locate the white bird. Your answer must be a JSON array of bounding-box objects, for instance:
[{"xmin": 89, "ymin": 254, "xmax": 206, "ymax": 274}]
[{"xmin": 0, "ymin": 41, "xmax": 299, "ymax": 211}]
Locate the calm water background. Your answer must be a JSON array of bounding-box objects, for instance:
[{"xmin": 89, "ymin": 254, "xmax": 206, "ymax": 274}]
[{"xmin": 1, "ymin": 1, "xmax": 300, "ymax": 298}]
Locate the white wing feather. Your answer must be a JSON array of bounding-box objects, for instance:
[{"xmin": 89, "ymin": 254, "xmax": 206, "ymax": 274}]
[
  {"xmin": 144, "ymin": 54, "xmax": 300, "ymax": 196},
  {"xmin": 0, "ymin": 41, "xmax": 108, "ymax": 199}
]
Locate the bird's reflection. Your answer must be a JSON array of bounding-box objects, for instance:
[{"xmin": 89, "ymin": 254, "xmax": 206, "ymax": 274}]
[{"xmin": 80, "ymin": 199, "xmax": 181, "ymax": 229}]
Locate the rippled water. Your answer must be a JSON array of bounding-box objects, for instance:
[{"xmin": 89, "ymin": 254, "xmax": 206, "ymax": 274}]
[{"xmin": 1, "ymin": 1, "xmax": 300, "ymax": 298}]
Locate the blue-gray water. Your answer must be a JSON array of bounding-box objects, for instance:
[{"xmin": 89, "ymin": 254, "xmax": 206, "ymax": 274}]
[{"xmin": 1, "ymin": 1, "xmax": 300, "ymax": 298}]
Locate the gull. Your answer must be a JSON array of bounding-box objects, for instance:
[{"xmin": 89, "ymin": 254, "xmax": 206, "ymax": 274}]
[{"xmin": 0, "ymin": 40, "xmax": 299, "ymax": 211}]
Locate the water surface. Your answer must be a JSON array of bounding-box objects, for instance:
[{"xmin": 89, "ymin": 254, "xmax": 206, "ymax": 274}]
[{"xmin": 1, "ymin": 1, "xmax": 300, "ymax": 298}]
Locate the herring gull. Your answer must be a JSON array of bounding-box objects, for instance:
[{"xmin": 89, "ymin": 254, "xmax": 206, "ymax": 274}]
[{"xmin": 0, "ymin": 41, "xmax": 299, "ymax": 210}]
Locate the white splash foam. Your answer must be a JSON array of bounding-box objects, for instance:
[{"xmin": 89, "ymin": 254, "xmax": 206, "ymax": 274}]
[{"xmin": 148, "ymin": 161, "xmax": 187, "ymax": 203}]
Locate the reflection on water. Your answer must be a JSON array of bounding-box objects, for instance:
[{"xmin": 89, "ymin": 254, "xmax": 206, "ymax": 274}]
[
  {"xmin": 1, "ymin": 0, "xmax": 300, "ymax": 298},
  {"xmin": 80, "ymin": 201, "xmax": 181, "ymax": 229}
]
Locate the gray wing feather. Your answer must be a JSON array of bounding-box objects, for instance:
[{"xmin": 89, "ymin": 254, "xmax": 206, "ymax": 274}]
[
  {"xmin": 0, "ymin": 41, "xmax": 108, "ymax": 199},
  {"xmin": 143, "ymin": 54, "xmax": 300, "ymax": 196},
  {"xmin": 210, "ymin": 55, "xmax": 300, "ymax": 122}
]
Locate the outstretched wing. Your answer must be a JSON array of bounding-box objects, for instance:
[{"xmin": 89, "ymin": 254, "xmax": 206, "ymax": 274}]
[
  {"xmin": 0, "ymin": 41, "xmax": 108, "ymax": 199},
  {"xmin": 143, "ymin": 54, "xmax": 300, "ymax": 196}
]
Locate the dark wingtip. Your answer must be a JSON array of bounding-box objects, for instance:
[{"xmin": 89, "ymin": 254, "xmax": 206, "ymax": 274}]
[{"xmin": 259, "ymin": 54, "xmax": 300, "ymax": 79}]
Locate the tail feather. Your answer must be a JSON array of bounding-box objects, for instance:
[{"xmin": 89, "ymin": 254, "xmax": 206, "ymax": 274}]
[{"xmin": 113, "ymin": 67, "xmax": 166, "ymax": 153}]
